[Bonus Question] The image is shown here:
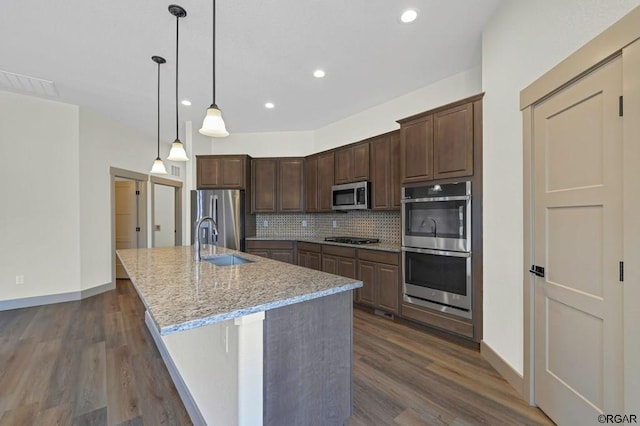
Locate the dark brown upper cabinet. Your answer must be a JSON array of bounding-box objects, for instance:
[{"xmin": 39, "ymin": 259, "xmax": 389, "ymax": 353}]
[
  {"xmin": 433, "ymin": 102, "xmax": 473, "ymax": 179},
  {"xmin": 251, "ymin": 158, "xmax": 304, "ymax": 213},
  {"xmin": 278, "ymin": 158, "xmax": 305, "ymax": 212},
  {"xmin": 251, "ymin": 158, "xmax": 278, "ymax": 212},
  {"xmin": 370, "ymin": 131, "xmax": 401, "ymax": 211},
  {"xmin": 305, "ymin": 151, "xmax": 338, "ymax": 212},
  {"xmin": 334, "ymin": 143, "xmax": 370, "ymax": 184},
  {"xmin": 399, "ymin": 116, "xmax": 433, "ymax": 184},
  {"xmin": 197, "ymin": 155, "xmax": 250, "ymax": 189},
  {"xmin": 398, "ymin": 94, "xmax": 481, "ymax": 183}
]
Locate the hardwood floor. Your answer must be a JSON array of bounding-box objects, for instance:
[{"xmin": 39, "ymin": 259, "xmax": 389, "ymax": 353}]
[
  {"xmin": 0, "ymin": 281, "xmax": 553, "ymax": 425},
  {"xmin": 349, "ymin": 308, "xmax": 553, "ymax": 425},
  {"xmin": 0, "ymin": 280, "xmax": 190, "ymax": 425}
]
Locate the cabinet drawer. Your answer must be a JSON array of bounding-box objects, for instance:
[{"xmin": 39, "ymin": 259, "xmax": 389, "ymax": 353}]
[
  {"xmin": 357, "ymin": 249, "xmax": 399, "ymax": 265},
  {"xmin": 323, "ymin": 245, "xmax": 356, "ymax": 258},
  {"xmin": 246, "ymin": 240, "xmax": 294, "ymax": 250},
  {"xmin": 297, "ymin": 242, "xmax": 321, "ymax": 253}
]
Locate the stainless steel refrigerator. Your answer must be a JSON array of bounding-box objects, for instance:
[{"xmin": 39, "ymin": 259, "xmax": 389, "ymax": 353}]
[{"xmin": 190, "ymin": 190, "xmax": 255, "ymax": 251}]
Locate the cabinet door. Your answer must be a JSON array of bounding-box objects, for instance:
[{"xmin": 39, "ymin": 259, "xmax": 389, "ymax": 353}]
[
  {"xmin": 252, "ymin": 159, "xmax": 278, "ymax": 213},
  {"xmin": 221, "ymin": 157, "xmax": 245, "ymax": 188},
  {"xmin": 334, "ymin": 148, "xmax": 352, "ymax": 184},
  {"xmin": 357, "ymin": 261, "xmax": 377, "ymax": 307},
  {"xmin": 297, "ymin": 250, "xmax": 308, "ymax": 267},
  {"xmin": 371, "ymin": 136, "xmax": 391, "ymax": 210},
  {"xmin": 352, "ymin": 143, "xmax": 370, "ymax": 181},
  {"xmin": 401, "ymin": 117, "xmax": 433, "ymax": 183},
  {"xmin": 377, "ymin": 264, "xmax": 399, "ymax": 314},
  {"xmin": 337, "ymin": 257, "xmax": 357, "ymax": 279},
  {"xmin": 278, "ymin": 158, "xmax": 304, "ymax": 212},
  {"xmin": 247, "ymin": 249, "xmax": 270, "ymax": 259},
  {"xmin": 308, "ymin": 252, "xmax": 322, "ymax": 271},
  {"xmin": 305, "ymin": 157, "xmax": 318, "ymax": 212},
  {"xmin": 322, "ymin": 255, "xmax": 337, "ymax": 275},
  {"xmin": 433, "ymin": 103, "xmax": 473, "ymax": 179},
  {"xmin": 272, "ymin": 250, "xmax": 294, "ymax": 265},
  {"xmin": 390, "ymin": 132, "xmax": 402, "ymax": 210},
  {"xmin": 197, "ymin": 156, "xmax": 221, "ymax": 188},
  {"xmin": 317, "ymin": 152, "xmax": 334, "ymax": 212}
]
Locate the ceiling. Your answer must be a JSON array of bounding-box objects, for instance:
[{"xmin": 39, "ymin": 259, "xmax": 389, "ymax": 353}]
[{"xmin": 0, "ymin": 0, "xmax": 501, "ymax": 144}]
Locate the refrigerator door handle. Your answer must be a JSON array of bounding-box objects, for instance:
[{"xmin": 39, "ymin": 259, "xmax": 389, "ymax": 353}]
[{"xmin": 212, "ymin": 195, "xmax": 219, "ymax": 244}]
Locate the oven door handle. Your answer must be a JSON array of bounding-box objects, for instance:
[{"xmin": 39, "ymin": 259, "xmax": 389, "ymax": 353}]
[
  {"xmin": 402, "ymin": 247, "xmax": 471, "ymax": 258},
  {"xmin": 401, "ymin": 195, "xmax": 471, "ymax": 203}
]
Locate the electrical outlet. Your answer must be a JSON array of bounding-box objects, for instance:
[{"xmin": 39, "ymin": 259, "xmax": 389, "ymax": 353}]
[
  {"xmin": 16, "ymin": 275, "xmax": 24, "ymax": 285},
  {"xmin": 263, "ymin": 220, "xmax": 269, "ymax": 227},
  {"xmin": 302, "ymin": 220, "xmax": 308, "ymax": 227},
  {"xmin": 332, "ymin": 220, "xmax": 337, "ymax": 228}
]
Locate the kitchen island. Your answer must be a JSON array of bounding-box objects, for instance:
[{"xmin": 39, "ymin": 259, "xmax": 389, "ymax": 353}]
[{"xmin": 117, "ymin": 245, "xmax": 361, "ymax": 426}]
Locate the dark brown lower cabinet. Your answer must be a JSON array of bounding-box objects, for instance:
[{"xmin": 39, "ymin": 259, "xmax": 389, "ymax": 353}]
[
  {"xmin": 297, "ymin": 242, "xmax": 322, "ymax": 271},
  {"xmin": 321, "ymin": 246, "xmax": 356, "ymax": 276},
  {"xmin": 246, "ymin": 240, "xmax": 295, "ymax": 265},
  {"xmin": 356, "ymin": 249, "xmax": 400, "ymax": 314}
]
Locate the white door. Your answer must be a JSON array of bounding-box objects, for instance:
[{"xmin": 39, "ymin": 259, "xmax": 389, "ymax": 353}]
[
  {"xmin": 532, "ymin": 57, "xmax": 623, "ymax": 424},
  {"xmin": 154, "ymin": 184, "xmax": 176, "ymax": 247},
  {"xmin": 115, "ymin": 180, "xmax": 138, "ymax": 279}
]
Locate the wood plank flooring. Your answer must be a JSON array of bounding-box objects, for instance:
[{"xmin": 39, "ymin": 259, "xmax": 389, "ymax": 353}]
[{"xmin": 0, "ymin": 280, "xmax": 553, "ymax": 425}]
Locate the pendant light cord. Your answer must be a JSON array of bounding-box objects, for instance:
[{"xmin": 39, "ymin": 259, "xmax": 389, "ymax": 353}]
[
  {"xmin": 212, "ymin": 0, "xmax": 216, "ymax": 106},
  {"xmin": 157, "ymin": 61, "xmax": 161, "ymax": 157},
  {"xmin": 175, "ymin": 14, "xmax": 180, "ymax": 140}
]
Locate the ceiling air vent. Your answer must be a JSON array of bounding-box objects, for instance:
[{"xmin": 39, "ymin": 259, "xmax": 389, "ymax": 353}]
[{"xmin": 0, "ymin": 70, "xmax": 58, "ymax": 97}]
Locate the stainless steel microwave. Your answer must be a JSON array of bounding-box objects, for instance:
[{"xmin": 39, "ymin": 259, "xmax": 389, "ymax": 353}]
[{"xmin": 331, "ymin": 181, "xmax": 370, "ymax": 211}]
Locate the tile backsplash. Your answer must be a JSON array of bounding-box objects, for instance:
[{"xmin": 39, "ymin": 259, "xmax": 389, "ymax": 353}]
[{"xmin": 255, "ymin": 211, "xmax": 401, "ymax": 244}]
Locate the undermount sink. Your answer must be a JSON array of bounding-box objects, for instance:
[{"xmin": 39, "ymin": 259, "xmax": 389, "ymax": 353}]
[{"xmin": 201, "ymin": 254, "xmax": 254, "ymax": 267}]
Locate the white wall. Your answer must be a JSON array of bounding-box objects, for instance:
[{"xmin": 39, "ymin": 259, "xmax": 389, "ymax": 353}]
[
  {"xmin": 79, "ymin": 108, "xmax": 185, "ymax": 290},
  {"xmin": 314, "ymin": 67, "xmax": 482, "ymax": 151},
  {"xmin": 0, "ymin": 91, "xmax": 81, "ymax": 300},
  {"xmin": 195, "ymin": 130, "xmax": 315, "ymax": 158},
  {"xmin": 193, "ymin": 67, "xmax": 481, "ymax": 159},
  {"xmin": 482, "ymin": 0, "xmax": 640, "ymax": 374}
]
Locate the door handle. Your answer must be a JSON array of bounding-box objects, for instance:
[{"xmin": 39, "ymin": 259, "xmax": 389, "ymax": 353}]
[{"xmin": 529, "ymin": 265, "xmax": 545, "ymax": 278}]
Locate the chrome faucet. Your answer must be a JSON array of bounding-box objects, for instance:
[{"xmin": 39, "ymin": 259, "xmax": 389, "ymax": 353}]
[{"xmin": 194, "ymin": 216, "xmax": 219, "ymax": 262}]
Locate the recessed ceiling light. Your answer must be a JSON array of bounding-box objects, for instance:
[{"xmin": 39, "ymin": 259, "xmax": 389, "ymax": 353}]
[
  {"xmin": 181, "ymin": 99, "xmax": 191, "ymax": 106},
  {"xmin": 400, "ymin": 9, "xmax": 418, "ymax": 23},
  {"xmin": 265, "ymin": 102, "xmax": 275, "ymax": 109},
  {"xmin": 313, "ymin": 69, "xmax": 326, "ymax": 78}
]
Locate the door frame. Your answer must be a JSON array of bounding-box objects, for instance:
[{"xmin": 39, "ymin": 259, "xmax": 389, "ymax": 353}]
[
  {"xmin": 521, "ymin": 7, "xmax": 640, "ymax": 409},
  {"xmin": 150, "ymin": 175, "xmax": 183, "ymax": 247},
  {"xmin": 110, "ymin": 167, "xmax": 148, "ymax": 285}
]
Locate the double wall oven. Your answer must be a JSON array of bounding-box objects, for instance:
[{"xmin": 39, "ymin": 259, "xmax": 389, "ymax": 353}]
[{"xmin": 401, "ymin": 181, "xmax": 472, "ymax": 318}]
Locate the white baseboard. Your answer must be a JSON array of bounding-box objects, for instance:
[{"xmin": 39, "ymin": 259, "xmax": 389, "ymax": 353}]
[
  {"xmin": 0, "ymin": 282, "xmax": 114, "ymax": 311},
  {"xmin": 480, "ymin": 340, "xmax": 524, "ymax": 397},
  {"xmin": 144, "ymin": 311, "xmax": 206, "ymax": 426}
]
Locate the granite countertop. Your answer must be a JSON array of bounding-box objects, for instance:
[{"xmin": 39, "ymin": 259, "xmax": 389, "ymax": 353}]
[
  {"xmin": 246, "ymin": 236, "xmax": 401, "ymax": 253},
  {"xmin": 117, "ymin": 245, "xmax": 362, "ymax": 336}
]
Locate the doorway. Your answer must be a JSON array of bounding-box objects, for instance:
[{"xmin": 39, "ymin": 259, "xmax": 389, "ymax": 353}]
[
  {"xmin": 521, "ymin": 10, "xmax": 640, "ymax": 422},
  {"xmin": 111, "ymin": 167, "xmax": 148, "ymax": 281},
  {"xmin": 151, "ymin": 176, "xmax": 183, "ymax": 247}
]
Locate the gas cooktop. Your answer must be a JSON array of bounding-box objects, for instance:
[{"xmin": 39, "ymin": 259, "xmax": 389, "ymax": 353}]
[{"xmin": 324, "ymin": 236, "xmax": 380, "ymax": 245}]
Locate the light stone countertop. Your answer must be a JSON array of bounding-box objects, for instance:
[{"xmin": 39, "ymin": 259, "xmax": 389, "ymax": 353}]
[
  {"xmin": 246, "ymin": 236, "xmax": 401, "ymax": 253},
  {"xmin": 117, "ymin": 245, "xmax": 362, "ymax": 336}
]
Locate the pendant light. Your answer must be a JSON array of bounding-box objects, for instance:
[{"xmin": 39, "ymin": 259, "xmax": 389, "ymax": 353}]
[
  {"xmin": 199, "ymin": 0, "xmax": 229, "ymax": 137},
  {"xmin": 151, "ymin": 56, "xmax": 168, "ymax": 174},
  {"xmin": 167, "ymin": 4, "xmax": 189, "ymax": 161}
]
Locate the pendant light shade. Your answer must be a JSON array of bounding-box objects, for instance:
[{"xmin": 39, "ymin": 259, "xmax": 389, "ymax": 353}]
[
  {"xmin": 168, "ymin": 139, "xmax": 189, "ymax": 161},
  {"xmin": 167, "ymin": 4, "xmax": 189, "ymax": 162},
  {"xmin": 150, "ymin": 56, "xmax": 168, "ymax": 175},
  {"xmin": 200, "ymin": 104, "xmax": 228, "ymax": 137},
  {"xmin": 199, "ymin": 0, "xmax": 229, "ymax": 137},
  {"xmin": 151, "ymin": 158, "xmax": 168, "ymax": 174}
]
